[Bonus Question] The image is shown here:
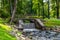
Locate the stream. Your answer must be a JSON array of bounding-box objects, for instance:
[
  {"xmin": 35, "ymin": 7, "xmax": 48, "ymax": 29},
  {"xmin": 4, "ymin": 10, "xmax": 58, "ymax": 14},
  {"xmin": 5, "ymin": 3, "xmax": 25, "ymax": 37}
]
[
  {"xmin": 19, "ymin": 20, "xmax": 60, "ymax": 40},
  {"xmin": 22, "ymin": 23, "xmax": 60, "ymax": 40},
  {"xmin": 23, "ymin": 30, "xmax": 60, "ymax": 40}
]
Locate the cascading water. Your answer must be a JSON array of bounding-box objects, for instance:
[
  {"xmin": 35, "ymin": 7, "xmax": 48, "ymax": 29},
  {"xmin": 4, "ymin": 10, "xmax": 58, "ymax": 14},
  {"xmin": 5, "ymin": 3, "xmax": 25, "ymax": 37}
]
[{"xmin": 22, "ymin": 23, "xmax": 60, "ymax": 40}]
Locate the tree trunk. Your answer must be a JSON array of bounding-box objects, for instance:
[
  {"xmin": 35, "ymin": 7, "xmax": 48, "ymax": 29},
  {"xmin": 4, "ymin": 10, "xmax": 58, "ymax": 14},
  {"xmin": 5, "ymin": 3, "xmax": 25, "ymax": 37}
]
[
  {"xmin": 42, "ymin": 0, "xmax": 44, "ymax": 19},
  {"xmin": 10, "ymin": 0, "xmax": 17, "ymax": 24},
  {"xmin": 10, "ymin": 0, "xmax": 13, "ymax": 15},
  {"xmin": 2, "ymin": 0, "xmax": 4, "ymax": 8},
  {"xmin": 48, "ymin": 0, "xmax": 50, "ymax": 19},
  {"xmin": 56, "ymin": 0, "xmax": 59, "ymax": 19}
]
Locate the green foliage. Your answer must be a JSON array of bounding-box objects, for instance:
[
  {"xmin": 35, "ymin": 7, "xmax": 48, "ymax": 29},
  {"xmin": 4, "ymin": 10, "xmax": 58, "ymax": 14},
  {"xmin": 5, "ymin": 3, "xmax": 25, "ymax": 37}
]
[
  {"xmin": 0, "ymin": 9, "xmax": 10, "ymax": 18},
  {"xmin": 0, "ymin": 24, "xmax": 12, "ymax": 31},
  {"xmin": 0, "ymin": 18, "xmax": 7, "ymax": 23},
  {"xmin": 0, "ymin": 0, "xmax": 10, "ymax": 19},
  {"xmin": 0, "ymin": 24, "xmax": 16, "ymax": 40},
  {"xmin": 0, "ymin": 0, "xmax": 60, "ymax": 23},
  {"xmin": 0, "ymin": 0, "xmax": 59, "ymax": 17},
  {"xmin": 0, "ymin": 18, "xmax": 10, "ymax": 24},
  {"xmin": 44, "ymin": 18, "xmax": 60, "ymax": 27}
]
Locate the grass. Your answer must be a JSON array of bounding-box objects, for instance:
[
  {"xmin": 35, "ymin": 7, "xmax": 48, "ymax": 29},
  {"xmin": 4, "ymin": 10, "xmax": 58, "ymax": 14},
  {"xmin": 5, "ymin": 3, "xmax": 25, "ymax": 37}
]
[
  {"xmin": 0, "ymin": 24, "xmax": 16, "ymax": 40},
  {"xmin": 0, "ymin": 24, "xmax": 11, "ymax": 31},
  {"xmin": 44, "ymin": 18, "xmax": 60, "ymax": 28}
]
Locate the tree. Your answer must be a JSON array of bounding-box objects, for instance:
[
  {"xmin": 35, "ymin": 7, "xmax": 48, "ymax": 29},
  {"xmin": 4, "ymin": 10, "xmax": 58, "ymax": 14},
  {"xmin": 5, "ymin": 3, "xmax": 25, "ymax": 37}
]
[
  {"xmin": 42, "ymin": 0, "xmax": 44, "ymax": 19},
  {"xmin": 56, "ymin": 0, "xmax": 59, "ymax": 19},
  {"xmin": 48, "ymin": 0, "xmax": 50, "ymax": 19},
  {"xmin": 10, "ymin": 0, "xmax": 17, "ymax": 24}
]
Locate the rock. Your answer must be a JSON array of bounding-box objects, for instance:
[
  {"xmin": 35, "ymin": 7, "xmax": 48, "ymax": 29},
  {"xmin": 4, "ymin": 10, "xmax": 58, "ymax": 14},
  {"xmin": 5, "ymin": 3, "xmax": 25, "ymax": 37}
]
[
  {"xmin": 53, "ymin": 38, "xmax": 60, "ymax": 40},
  {"xmin": 41, "ymin": 31, "xmax": 46, "ymax": 37},
  {"xmin": 39, "ymin": 37, "xmax": 46, "ymax": 40},
  {"xmin": 19, "ymin": 35, "xmax": 31, "ymax": 40},
  {"xmin": 57, "ymin": 34, "xmax": 60, "ymax": 38},
  {"xmin": 10, "ymin": 29, "xmax": 18, "ymax": 36},
  {"xmin": 32, "ymin": 37, "xmax": 38, "ymax": 40},
  {"xmin": 19, "ymin": 20, "xmax": 24, "ymax": 29},
  {"xmin": 20, "ymin": 35, "xmax": 26, "ymax": 40},
  {"xmin": 25, "ymin": 37, "xmax": 31, "ymax": 40},
  {"xmin": 10, "ymin": 31, "xmax": 16, "ymax": 36},
  {"xmin": 20, "ymin": 36, "xmax": 25, "ymax": 40}
]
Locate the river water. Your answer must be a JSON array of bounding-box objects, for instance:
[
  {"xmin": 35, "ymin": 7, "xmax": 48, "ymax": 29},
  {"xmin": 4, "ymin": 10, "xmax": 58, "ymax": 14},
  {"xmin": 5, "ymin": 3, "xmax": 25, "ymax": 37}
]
[
  {"xmin": 23, "ymin": 30, "xmax": 60, "ymax": 40},
  {"xmin": 22, "ymin": 23, "xmax": 60, "ymax": 40}
]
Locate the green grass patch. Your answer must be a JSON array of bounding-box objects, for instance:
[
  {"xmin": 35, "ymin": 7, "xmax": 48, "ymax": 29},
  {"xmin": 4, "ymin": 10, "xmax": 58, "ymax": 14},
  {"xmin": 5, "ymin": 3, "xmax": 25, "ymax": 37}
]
[
  {"xmin": 44, "ymin": 18, "xmax": 60, "ymax": 27},
  {"xmin": 0, "ymin": 24, "xmax": 16, "ymax": 40},
  {"xmin": 0, "ymin": 24, "xmax": 12, "ymax": 31}
]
